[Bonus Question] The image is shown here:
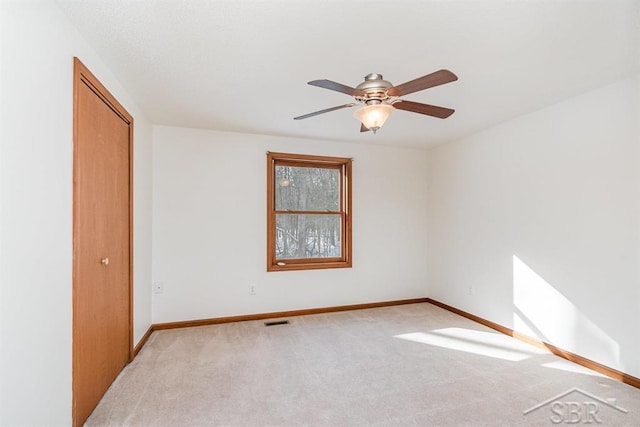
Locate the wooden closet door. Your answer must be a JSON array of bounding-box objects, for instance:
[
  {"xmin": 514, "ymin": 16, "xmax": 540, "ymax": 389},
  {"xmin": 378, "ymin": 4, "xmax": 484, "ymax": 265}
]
[{"xmin": 73, "ymin": 58, "xmax": 132, "ymax": 427}]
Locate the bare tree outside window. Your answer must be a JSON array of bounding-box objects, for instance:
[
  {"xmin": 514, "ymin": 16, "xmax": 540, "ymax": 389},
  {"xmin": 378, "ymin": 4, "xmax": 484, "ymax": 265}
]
[{"xmin": 267, "ymin": 152, "xmax": 352, "ymax": 271}]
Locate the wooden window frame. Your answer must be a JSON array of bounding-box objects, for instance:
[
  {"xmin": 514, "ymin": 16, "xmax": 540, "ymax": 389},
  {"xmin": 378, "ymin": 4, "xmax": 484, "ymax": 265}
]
[{"xmin": 267, "ymin": 152, "xmax": 352, "ymax": 272}]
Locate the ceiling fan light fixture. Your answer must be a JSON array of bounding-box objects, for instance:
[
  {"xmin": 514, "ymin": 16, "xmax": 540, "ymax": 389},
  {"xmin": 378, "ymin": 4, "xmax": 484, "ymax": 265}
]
[
  {"xmin": 353, "ymin": 103, "xmax": 394, "ymax": 134},
  {"xmin": 296, "ymin": 69, "xmax": 457, "ymax": 133}
]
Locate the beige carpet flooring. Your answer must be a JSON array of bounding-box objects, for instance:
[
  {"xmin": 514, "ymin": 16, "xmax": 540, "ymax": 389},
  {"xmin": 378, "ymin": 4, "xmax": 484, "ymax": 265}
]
[{"xmin": 86, "ymin": 303, "xmax": 640, "ymax": 426}]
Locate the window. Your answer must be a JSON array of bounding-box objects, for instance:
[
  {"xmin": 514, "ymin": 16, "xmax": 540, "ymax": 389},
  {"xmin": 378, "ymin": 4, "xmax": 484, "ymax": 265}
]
[{"xmin": 267, "ymin": 152, "xmax": 352, "ymax": 272}]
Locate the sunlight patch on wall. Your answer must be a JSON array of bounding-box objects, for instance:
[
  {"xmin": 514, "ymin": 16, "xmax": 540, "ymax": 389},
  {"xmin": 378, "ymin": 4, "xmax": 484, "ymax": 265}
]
[
  {"xmin": 512, "ymin": 255, "xmax": 620, "ymax": 367},
  {"xmin": 395, "ymin": 328, "xmax": 546, "ymax": 361}
]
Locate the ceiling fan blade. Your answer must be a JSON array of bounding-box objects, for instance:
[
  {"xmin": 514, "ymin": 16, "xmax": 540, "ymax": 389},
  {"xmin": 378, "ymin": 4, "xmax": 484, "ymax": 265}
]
[
  {"xmin": 360, "ymin": 123, "xmax": 370, "ymax": 133},
  {"xmin": 387, "ymin": 69, "xmax": 458, "ymax": 97},
  {"xmin": 308, "ymin": 79, "xmax": 365, "ymax": 97},
  {"xmin": 294, "ymin": 103, "xmax": 356, "ymax": 120},
  {"xmin": 392, "ymin": 100, "xmax": 455, "ymax": 119}
]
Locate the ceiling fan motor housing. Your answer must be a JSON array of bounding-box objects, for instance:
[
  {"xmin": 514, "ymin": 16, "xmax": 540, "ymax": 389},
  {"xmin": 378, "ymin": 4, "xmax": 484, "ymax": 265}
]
[{"xmin": 356, "ymin": 73, "xmax": 393, "ymax": 104}]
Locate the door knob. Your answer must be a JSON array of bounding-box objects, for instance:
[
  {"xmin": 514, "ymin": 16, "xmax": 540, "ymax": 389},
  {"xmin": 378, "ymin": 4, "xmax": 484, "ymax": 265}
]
[{"xmin": 101, "ymin": 257, "xmax": 110, "ymax": 265}]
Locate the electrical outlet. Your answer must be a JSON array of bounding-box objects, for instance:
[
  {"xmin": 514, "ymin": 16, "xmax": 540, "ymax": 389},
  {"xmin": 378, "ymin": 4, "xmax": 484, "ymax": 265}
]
[
  {"xmin": 468, "ymin": 285, "xmax": 475, "ymax": 295},
  {"xmin": 249, "ymin": 284, "xmax": 256, "ymax": 295},
  {"xmin": 154, "ymin": 282, "xmax": 164, "ymax": 294}
]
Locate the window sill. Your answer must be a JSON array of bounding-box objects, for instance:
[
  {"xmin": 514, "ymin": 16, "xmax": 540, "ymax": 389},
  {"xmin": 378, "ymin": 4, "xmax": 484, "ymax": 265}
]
[{"xmin": 267, "ymin": 261, "xmax": 352, "ymax": 272}]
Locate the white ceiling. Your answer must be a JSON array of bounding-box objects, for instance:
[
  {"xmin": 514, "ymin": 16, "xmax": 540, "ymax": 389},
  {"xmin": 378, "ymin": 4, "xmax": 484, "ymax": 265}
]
[{"xmin": 57, "ymin": 0, "xmax": 639, "ymax": 148}]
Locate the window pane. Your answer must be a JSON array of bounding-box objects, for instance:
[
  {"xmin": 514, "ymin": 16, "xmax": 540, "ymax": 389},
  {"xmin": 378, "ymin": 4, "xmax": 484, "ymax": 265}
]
[
  {"xmin": 275, "ymin": 166, "xmax": 339, "ymax": 211},
  {"xmin": 275, "ymin": 214, "xmax": 341, "ymax": 259}
]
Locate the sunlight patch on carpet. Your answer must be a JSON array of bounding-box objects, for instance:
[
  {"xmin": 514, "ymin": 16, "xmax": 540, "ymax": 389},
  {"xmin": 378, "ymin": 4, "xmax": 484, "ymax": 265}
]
[
  {"xmin": 540, "ymin": 360, "xmax": 606, "ymax": 377},
  {"xmin": 394, "ymin": 328, "xmax": 546, "ymax": 361}
]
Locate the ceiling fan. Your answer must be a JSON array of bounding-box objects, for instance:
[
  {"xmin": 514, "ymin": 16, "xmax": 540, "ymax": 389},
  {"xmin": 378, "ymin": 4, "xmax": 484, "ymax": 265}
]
[{"xmin": 294, "ymin": 69, "xmax": 458, "ymax": 133}]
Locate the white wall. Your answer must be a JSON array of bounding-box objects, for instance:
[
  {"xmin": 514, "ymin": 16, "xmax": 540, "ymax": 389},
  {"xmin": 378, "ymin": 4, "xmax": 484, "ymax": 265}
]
[
  {"xmin": 152, "ymin": 126, "xmax": 428, "ymax": 323},
  {"xmin": 427, "ymin": 75, "xmax": 640, "ymax": 378},
  {"xmin": 0, "ymin": 1, "xmax": 153, "ymax": 425}
]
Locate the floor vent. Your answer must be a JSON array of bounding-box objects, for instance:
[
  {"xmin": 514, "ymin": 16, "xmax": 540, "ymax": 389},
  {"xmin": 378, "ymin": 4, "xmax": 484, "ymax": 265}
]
[{"xmin": 264, "ymin": 320, "xmax": 290, "ymax": 327}]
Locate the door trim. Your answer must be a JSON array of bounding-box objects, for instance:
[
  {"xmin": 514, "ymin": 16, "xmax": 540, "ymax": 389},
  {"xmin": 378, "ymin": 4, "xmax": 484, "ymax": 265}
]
[{"xmin": 72, "ymin": 57, "xmax": 134, "ymax": 426}]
